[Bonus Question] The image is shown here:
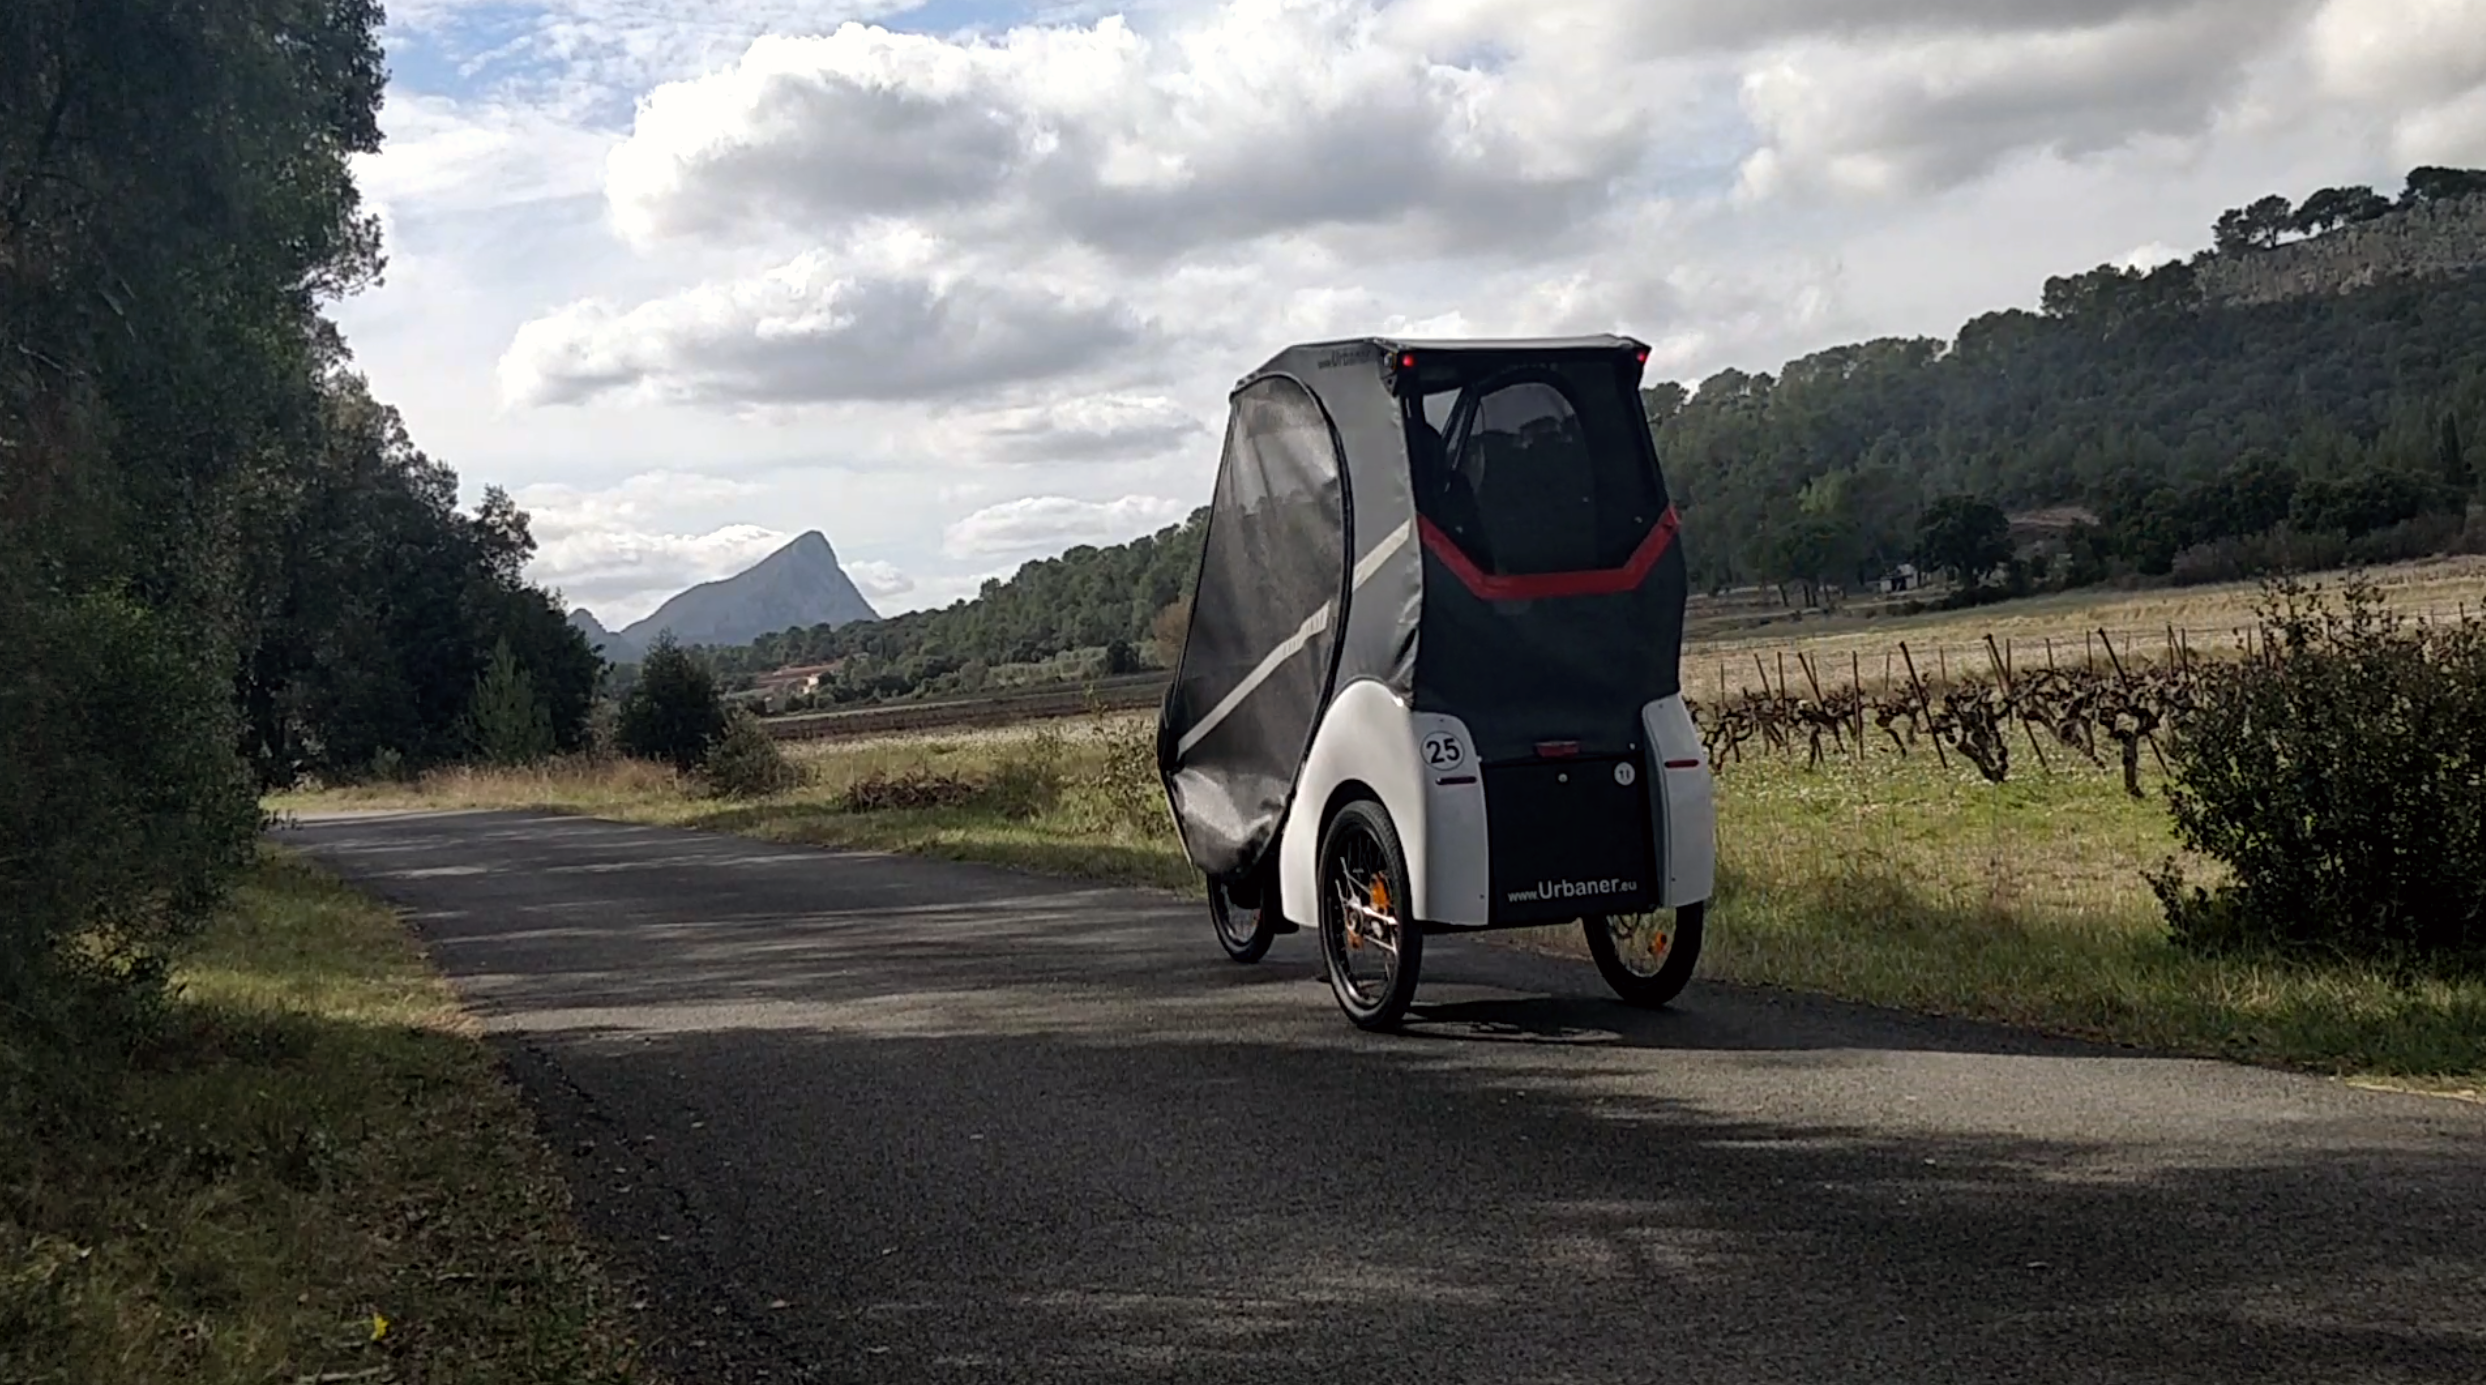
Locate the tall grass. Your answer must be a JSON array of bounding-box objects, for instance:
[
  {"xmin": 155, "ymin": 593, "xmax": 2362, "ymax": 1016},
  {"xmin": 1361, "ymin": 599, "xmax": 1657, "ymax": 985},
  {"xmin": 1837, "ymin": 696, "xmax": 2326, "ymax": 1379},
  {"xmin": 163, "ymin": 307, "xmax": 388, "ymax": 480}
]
[{"xmin": 273, "ymin": 708, "xmax": 2486, "ymax": 1087}]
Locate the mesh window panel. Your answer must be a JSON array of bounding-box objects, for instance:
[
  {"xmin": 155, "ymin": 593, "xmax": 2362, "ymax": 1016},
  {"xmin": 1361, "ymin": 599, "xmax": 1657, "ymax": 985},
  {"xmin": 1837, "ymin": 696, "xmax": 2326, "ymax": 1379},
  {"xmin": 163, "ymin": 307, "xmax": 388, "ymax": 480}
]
[
  {"xmin": 1420, "ymin": 360, "xmax": 1665, "ymax": 577},
  {"xmin": 1165, "ymin": 377, "xmax": 1347, "ymax": 879}
]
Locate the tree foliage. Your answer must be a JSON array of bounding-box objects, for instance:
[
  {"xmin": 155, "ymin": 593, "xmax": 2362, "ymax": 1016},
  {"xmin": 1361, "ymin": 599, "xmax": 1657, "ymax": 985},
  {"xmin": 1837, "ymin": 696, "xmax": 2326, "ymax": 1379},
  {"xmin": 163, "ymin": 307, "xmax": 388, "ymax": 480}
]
[
  {"xmin": 1, "ymin": 0, "xmax": 599, "ymax": 1026},
  {"xmin": 1648, "ymin": 167, "xmax": 2486, "ymax": 598},
  {"xmin": 617, "ymin": 636, "xmax": 729, "ymax": 773},
  {"xmin": 701, "ymin": 513, "xmax": 1209, "ymax": 703}
]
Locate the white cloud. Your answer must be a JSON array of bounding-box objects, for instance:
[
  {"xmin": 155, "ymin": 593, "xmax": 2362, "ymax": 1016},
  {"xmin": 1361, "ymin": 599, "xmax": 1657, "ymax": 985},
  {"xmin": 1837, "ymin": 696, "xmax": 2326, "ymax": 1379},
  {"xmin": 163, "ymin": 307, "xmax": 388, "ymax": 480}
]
[
  {"xmin": 329, "ymin": 0, "xmax": 2486, "ymax": 624},
  {"xmin": 601, "ymin": 5, "xmax": 1673, "ymax": 266},
  {"xmin": 512, "ymin": 471, "xmax": 791, "ymax": 620},
  {"xmin": 498, "ymin": 248, "xmax": 1146, "ymax": 408},
  {"xmin": 1735, "ymin": 2, "xmax": 2304, "ymax": 199},
  {"xmin": 956, "ymin": 393, "xmax": 1210, "ymax": 463},
  {"xmin": 2305, "ymin": 0, "xmax": 2486, "ymax": 167},
  {"xmin": 846, "ymin": 559, "xmax": 916, "ymax": 599},
  {"xmin": 942, "ymin": 494, "xmax": 1191, "ymax": 559}
]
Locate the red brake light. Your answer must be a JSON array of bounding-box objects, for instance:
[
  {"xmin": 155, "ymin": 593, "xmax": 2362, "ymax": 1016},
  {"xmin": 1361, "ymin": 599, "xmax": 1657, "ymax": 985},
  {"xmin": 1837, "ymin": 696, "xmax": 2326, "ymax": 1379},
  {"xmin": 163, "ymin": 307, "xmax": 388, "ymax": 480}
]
[
  {"xmin": 1535, "ymin": 741, "xmax": 1580, "ymax": 759},
  {"xmin": 1399, "ymin": 351, "xmax": 1418, "ymax": 370},
  {"xmin": 1634, "ymin": 347, "xmax": 1650, "ymax": 364}
]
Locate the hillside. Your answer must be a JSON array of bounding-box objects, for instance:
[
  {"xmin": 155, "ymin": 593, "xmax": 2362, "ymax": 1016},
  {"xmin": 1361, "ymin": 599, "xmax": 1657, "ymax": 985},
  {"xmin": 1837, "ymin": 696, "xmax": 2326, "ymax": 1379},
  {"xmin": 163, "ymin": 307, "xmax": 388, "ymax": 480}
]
[
  {"xmin": 699, "ymin": 165, "xmax": 2486, "ymax": 708},
  {"xmin": 609, "ymin": 530, "xmax": 880, "ymax": 655},
  {"xmin": 706, "ymin": 513, "xmax": 1207, "ymax": 700},
  {"xmin": 1651, "ymin": 167, "xmax": 2486, "ymax": 595},
  {"xmin": 567, "ymin": 607, "xmax": 637, "ymax": 663}
]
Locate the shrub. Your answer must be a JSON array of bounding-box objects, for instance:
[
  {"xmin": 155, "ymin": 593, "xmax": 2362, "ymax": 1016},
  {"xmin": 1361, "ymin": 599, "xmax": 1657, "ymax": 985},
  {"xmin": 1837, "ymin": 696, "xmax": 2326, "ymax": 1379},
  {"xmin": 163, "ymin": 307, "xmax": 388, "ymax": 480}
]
[
  {"xmin": 696, "ymin": 711, "xmax": 804, "ymax": 799},
  {"xmin": 1059, "ymin": 713, "xmax": 1170, "ymax": 838},
  {"xmin": 615, "ymin": 633, "xmax": 727, "ymax": 772},
  {"xmin": 836, "ymin": 768, "xmax": 980, "ymax": 813},
  {"xmin": 2151, "ymin": 577, "xmax": 2486, "ymax": 966},
  {"xmin": 982, "ymin": 723, "xmax": 1068, "ymax": 820},
  {"xmin": 0, "ymin": 590, "xmax": 262, "ymax": 1035}
]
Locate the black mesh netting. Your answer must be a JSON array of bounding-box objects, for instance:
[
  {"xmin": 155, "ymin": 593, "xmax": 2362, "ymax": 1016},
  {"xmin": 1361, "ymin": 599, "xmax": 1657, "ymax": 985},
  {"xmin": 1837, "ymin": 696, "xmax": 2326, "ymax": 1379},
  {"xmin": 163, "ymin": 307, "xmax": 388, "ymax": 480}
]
[{"xmin": 1164, "ymin": 377, "xmax": 1347, "ymax": 879}]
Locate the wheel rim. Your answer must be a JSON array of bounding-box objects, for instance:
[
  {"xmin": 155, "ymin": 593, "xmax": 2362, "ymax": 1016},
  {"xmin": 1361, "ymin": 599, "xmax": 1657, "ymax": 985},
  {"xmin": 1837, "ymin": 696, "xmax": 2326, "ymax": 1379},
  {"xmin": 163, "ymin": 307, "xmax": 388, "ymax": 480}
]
[
  {"xmin": 1212, "ymin": 882, "xmax": 1261, "ymax": 947},
  {"xmin": 1602, "ymin": 911, "xmax": 1677, "ymax": 979},
  {"xmin": 1322, "ymin": 821, "xmax": 1401, "ymax": 1011}
]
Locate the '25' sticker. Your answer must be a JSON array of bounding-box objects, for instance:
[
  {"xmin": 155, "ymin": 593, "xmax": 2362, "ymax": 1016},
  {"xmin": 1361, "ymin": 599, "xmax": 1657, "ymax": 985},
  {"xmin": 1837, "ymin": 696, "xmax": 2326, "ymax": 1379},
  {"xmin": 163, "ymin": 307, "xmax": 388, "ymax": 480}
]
[{"xmin": 1422, "ymin": 732, "xmax": 1465, "ymax": 770}]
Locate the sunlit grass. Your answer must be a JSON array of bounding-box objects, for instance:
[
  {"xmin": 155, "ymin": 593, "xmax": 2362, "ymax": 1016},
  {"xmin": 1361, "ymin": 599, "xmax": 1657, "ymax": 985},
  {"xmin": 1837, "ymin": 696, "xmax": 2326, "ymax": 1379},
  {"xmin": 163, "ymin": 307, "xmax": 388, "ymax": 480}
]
[
  {"xmin": 0, "ymin": 852, "xmax": 653, "ymax": 1385},
  {"xmin": 273, "ymin": 713, "xmax": 2486, "ymax": 1088}
]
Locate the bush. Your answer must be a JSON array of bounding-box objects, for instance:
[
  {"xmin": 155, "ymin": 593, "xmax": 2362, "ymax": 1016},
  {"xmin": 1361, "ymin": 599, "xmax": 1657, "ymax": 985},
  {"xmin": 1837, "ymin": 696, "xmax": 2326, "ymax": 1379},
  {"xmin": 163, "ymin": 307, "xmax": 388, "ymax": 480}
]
[
  {"xmin": 1059, "ymin": 714, "xmax": 1169, "ymax": 837},
  {"xmin": 2152, "ymin": 577, "xmax": 2486, "ymax": 966},
  {"xmin": 837, "ymin": 768, "xmax": 980, "ymax": 813},
  {"xmin": 696, "ymin": 710, "xmax": 804, "ymax": 799},
  {"xmin": 615, "ymin": 633, "xmax": 727, "ymax": 772},
  {"xmin": 982, "ymin": 724, "xmax": 1068, "ymax": 820},
  {"xmin": 0, "ymin": 590, "xmax": 263, "ymax": 1033}
]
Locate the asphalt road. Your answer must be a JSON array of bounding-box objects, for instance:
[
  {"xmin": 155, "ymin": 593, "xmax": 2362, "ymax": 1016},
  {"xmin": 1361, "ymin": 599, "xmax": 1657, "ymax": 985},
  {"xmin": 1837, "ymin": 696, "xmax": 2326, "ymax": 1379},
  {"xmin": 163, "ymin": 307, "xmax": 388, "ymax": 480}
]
[{"xmin": 281, "ymin": 810, "xmax": 2486, "ymax": 1385}]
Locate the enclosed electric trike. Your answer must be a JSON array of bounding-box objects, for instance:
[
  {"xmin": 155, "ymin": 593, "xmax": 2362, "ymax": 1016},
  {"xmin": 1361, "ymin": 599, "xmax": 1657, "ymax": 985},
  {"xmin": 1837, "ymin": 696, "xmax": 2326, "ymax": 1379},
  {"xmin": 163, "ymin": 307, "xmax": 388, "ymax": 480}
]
[{"xmin": 1154, "ymin": 335, "xmax": 1718, "ymax": 1030}]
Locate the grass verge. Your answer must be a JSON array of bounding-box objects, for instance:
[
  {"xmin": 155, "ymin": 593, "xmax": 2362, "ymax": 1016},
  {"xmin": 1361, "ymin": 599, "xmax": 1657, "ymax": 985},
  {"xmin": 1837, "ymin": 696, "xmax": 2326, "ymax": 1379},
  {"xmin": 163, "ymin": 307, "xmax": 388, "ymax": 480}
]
[
  {"xmin": 0, "ymin": 851, "xmax": 653, "ymax": 1385},
  {"xmin": 271, "ymin": 713, "xmax": 2486, "ymax": 1091}
]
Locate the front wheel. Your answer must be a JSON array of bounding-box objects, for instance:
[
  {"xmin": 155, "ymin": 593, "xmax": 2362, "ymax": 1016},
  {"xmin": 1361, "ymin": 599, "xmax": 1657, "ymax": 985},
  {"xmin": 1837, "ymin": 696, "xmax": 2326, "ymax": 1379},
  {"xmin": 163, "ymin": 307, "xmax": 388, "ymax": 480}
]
[
  {"xmin": 1317, "ymin": 799, "xmax": 1424, "ymax": 1030},
  {"xmin": 1582, "ymin": 903, "xmax": 1705, "ymax": 1009},
  {"xmin": 1207, "ymin": 870, "xmax": 1277, "ymax": 963}
]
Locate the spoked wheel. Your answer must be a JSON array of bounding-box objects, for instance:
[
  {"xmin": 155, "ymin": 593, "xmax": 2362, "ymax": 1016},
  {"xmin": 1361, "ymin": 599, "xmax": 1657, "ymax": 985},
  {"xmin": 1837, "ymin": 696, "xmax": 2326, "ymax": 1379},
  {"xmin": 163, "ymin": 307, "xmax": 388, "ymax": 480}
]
[
  {"xmin": 1207, "ymin": 869, "xmax": 1278, "ymax": 964},
  {"xmin": 1317, "ymin": 799, "xmax": 1424, "ymax": 1030},
  {"xmin": 1582, "ymin": 903, "xmax": 1705, "ymax": 1009}
]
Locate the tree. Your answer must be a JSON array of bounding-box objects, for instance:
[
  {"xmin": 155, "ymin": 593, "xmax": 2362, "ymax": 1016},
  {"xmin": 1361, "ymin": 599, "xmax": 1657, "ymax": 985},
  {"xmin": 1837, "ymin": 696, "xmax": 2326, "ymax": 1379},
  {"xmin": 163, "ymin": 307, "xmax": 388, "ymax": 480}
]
[
  {"xmin": 1147, "ymin": 597, "xmax": 1192, "ymax": 668},
  {"xmin": 2291, "ymin": 185, "xmax": 2391, "ymax": 235},
  {"xmin": 462, "ymin": 639, "xmax": 554, "ymax": 766},
  {"xmin": 1916, "ymin": 496, "xmax": 2013, "ymax": 589},
  {"xmin": 2401, "ymin": 165, "xmax": 2486, "ymax": 207},
  {"xmin": 2213, "ymin": 194, "xmax": 2297, "ymax": 253},
  {"xmin": 616, "ymin": 634, "xmax": 728, "ymax": 772},
  {"xmin": 1768, "ymin": 514, "xmax": 1854, "ymax": 609}
]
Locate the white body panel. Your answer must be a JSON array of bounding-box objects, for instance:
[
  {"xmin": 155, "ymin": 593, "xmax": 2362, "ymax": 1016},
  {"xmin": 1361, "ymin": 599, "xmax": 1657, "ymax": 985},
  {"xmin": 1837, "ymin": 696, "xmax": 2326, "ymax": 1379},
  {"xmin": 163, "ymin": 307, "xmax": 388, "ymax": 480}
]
[
  {"xmin": 1277, "ymin": 680, "xmax": 1492, "ymax": 929},
  {"xmin": 1275, "ymin": 685, "xmax": 1717, "ymax": 928},
  {"xmin": 1643, "ymin": 694, "xmax": 1717, "ymax": 908}
]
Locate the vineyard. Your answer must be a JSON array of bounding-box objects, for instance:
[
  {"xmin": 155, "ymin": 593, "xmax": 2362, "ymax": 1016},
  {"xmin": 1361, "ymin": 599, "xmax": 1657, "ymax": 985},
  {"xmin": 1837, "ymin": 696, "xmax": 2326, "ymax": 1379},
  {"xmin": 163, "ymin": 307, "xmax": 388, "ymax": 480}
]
[{"xmin": 1684, "ymin": 627, "xmax": 2207, "ymax": 796}]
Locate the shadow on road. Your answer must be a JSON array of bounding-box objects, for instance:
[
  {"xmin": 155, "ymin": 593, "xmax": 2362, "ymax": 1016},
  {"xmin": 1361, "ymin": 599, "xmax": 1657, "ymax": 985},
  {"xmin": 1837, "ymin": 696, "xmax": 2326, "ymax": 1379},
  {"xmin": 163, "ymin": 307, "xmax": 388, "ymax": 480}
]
[{"xmin": 282, "ymin": 809, "xmax": 2486, "ymax": 1385}]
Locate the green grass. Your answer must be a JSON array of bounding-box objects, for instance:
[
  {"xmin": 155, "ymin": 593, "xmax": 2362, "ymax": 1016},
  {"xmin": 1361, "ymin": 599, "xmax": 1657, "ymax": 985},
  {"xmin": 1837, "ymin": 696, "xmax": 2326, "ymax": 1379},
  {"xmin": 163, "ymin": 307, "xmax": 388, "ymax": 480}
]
[
  {"xmin": 0, "ymin": 852, "xmax": 654, "ymax": 1385},
  {"xmin": 271, "ymin": 713, "xmax": 2486, "ymax": 1093}
]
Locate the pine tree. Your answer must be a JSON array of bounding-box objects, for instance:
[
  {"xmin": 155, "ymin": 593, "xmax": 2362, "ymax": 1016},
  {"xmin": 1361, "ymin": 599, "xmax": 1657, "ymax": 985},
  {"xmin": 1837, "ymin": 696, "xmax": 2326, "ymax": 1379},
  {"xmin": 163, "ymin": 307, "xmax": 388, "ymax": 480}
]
[{"xmin": 463, "ymin": 639, "xmax": 555, "ymax": 766}]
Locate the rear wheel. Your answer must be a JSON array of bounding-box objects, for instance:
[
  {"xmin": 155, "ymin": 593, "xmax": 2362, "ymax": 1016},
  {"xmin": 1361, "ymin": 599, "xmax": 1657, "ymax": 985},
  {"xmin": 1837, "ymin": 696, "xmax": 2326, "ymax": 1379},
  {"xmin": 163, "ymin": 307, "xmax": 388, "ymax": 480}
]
[
  {"xmin": 1582, "ymin": 903, "xmax": 1705, "ymax": 1009},
  {"xmin": 1317, "ymin": 799, "xmax": 1424, "ymax": 1030},
  {"xmin": 1207, "ymin": 869, "xmax": 1277, "ymax": 964}
]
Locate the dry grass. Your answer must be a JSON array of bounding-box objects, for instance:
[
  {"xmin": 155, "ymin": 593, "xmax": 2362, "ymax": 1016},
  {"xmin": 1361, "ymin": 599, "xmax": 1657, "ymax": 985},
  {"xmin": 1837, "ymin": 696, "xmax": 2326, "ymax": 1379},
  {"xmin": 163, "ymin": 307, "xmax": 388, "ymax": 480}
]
[
  {"xmin": 0, "ymin": 852, "xmax": 654, "ymax": 1385},
  {"xmin": 1684, "ymin": 555, "xmax": 2486, "ymax": 698},
  {"xmin": 268, "ymin": 570, "xmax": 2486, "ymax": 1086}
]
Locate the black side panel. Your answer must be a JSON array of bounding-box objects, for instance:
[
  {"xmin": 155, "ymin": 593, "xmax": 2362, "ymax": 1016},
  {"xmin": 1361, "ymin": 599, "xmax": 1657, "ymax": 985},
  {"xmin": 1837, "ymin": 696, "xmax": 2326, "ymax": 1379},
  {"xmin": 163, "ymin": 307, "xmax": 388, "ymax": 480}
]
[
  {"xmin": 1161, "ymin": 377, "xmax": 1348, "ymax": 880},
  {"xmin": 1483, "ymin": 757, "xmax": 1658, "ymax": 924}
]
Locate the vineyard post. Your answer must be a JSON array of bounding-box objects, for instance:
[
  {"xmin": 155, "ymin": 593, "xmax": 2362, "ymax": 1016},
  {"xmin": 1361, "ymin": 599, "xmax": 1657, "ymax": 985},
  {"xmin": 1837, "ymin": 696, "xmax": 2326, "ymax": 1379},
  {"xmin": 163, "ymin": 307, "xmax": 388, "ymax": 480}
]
[
  {"xmin": 1851, "ymin": 650, "xmax": 1865, "ymax": 751},
  {"xmin": 1898, "ymin": 641, "xmax": 1951, "ymax": 771},
  {"xmin": 1988, "ymin": 632, "xmax": 2051, "ymax": 774},
  {"xmin": 2045, "ymin": 637, "xmax": 2057, "ymax": 672},
  {"xmin": 1796, "ymin": 650, "xmax": 1842, "ymax": 760}
]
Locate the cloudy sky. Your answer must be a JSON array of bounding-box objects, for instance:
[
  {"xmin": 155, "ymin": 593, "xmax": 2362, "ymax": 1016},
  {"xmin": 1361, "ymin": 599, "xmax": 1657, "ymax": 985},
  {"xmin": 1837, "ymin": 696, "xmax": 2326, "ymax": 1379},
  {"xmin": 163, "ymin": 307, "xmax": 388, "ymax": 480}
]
[{"xmin": 337, "ymin": 0, "xmax": 2486, "ymax": 624}]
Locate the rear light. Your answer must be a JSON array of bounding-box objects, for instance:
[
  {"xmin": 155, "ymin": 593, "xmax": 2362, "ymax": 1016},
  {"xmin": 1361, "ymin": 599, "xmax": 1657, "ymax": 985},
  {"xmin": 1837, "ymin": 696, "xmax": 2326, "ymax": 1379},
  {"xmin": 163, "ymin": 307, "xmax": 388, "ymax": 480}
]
[
  {"xmin": 1664, "ymin": 758, "xmax": 1701, "ymax": 770},
  {"xmin": 1398, "ymin": 351, "xmax": 1418, "ymax": 370},
  {"xmin": 1535, "ymin": 741, "xmax": 1580, "ymax": 759},
  {"xmin": 1635, "ymin": 347, "xmax": 1650, "ymax": 364}
]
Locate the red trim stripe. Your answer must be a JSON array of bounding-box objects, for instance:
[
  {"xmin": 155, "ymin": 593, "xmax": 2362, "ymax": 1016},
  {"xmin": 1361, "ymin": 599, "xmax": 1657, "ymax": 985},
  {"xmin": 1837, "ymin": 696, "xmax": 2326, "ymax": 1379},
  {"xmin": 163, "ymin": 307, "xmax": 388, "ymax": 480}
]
[{"xmin": 1417, "ymin": 506, "xmax": 1681, "ymax": 602}]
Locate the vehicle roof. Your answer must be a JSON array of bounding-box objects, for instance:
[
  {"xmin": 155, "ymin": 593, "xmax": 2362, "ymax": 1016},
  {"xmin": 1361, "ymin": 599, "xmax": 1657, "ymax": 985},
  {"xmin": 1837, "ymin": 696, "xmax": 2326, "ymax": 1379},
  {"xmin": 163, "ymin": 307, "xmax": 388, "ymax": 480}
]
[{"xmin": 1244, "ymin": 333, "xmax": 1647, "ymax": 383}]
